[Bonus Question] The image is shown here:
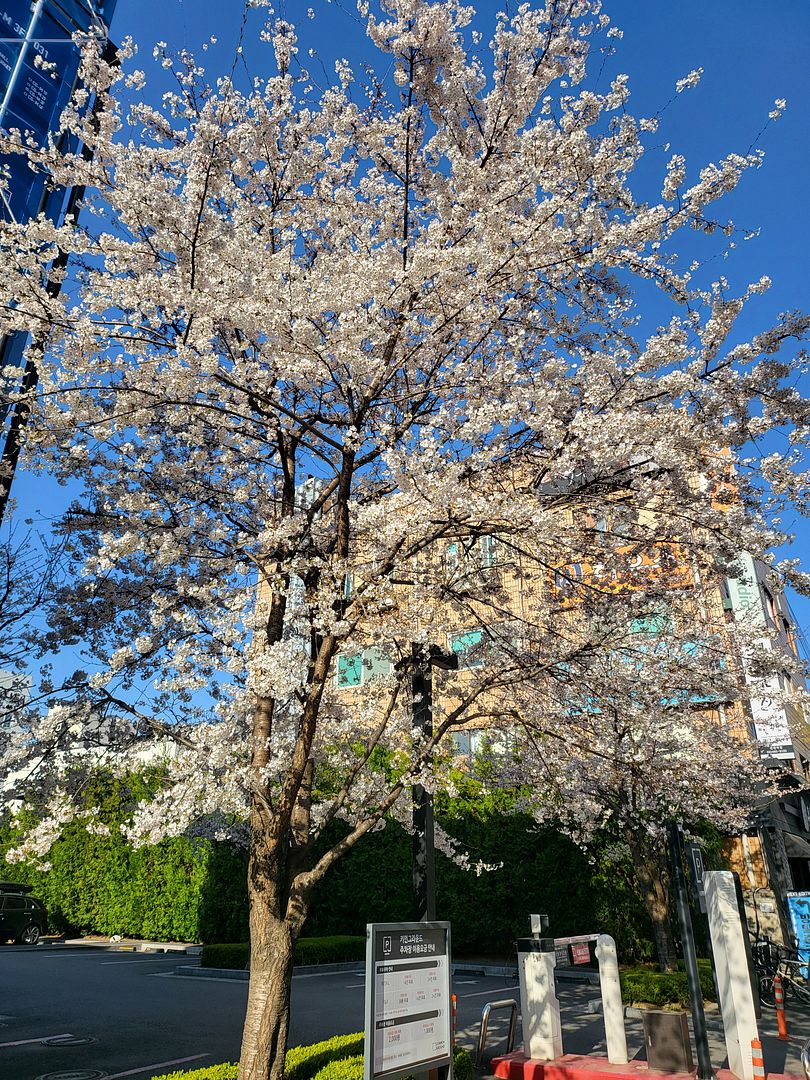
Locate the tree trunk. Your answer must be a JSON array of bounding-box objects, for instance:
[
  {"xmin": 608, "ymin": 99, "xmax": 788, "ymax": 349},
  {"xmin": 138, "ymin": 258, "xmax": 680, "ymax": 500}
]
[
  {"xmin": 238, "ymin": 843, "xmax": 301, "ymax": 1080},
  {"xmin": 628, "ymin": 831, "xmax": 679, "ymax": 972}
]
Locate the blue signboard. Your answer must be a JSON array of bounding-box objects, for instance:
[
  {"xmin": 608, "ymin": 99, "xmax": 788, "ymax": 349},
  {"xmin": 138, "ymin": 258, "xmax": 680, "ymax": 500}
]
[{"xmin": 786, "ymin": 891, "xmax": 810, "ymax": 977}]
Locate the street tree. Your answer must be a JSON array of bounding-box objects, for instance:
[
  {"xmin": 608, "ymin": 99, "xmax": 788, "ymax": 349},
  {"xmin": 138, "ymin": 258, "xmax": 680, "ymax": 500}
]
[{"xmin": 1, "ymin": 1, "xmax": 809, "ymax": 1076}]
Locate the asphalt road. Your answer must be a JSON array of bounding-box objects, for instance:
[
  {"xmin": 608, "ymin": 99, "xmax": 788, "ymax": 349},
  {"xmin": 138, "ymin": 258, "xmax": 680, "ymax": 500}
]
[
  {"xmin": 0, "ymin": 945, "xmax": 533, "ymax": 1080},
  {"xmin": 3, "ymin": 946, "xmax": 809, "ymax": 1080}
]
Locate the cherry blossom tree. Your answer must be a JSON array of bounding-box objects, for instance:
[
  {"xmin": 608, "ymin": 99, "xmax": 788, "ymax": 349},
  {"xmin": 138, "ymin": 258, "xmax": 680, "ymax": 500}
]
[{"xmin": 1, "ymin": 1, "xmax": 809, "ymax": 1075}]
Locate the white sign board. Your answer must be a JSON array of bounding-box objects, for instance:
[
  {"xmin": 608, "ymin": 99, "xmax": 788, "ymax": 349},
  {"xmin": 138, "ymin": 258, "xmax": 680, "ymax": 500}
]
[{"xmin": 364, "ymin": 921, "xmax": 452, "ymax": 1080}]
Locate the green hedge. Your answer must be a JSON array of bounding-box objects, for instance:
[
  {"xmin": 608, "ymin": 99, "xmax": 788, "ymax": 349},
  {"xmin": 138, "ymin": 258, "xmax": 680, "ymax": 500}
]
[
  {"xmin": 153, "ymin": 1035, "xmax": 471, "ymax": 1080},
  {"xmin": 620, "ymin": 960, "xmax": 716, "ymax": 1007},
  {"xmin": 1, "ymin": 770, "xmax": 666, "ymax": 959},
  {"xmin": 200, "ymin": 936, "xmax": 365, "ymax": 971},
  {"xmin": 0, "ymin": 772, "xmax": 248, "ymax": 943}
]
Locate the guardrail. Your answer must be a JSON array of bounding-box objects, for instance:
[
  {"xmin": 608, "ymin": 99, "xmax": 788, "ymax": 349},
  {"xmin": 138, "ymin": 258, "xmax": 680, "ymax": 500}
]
[{"xmin": 477, "ymin": 998, "xmax": 519, "ymax": 1065}]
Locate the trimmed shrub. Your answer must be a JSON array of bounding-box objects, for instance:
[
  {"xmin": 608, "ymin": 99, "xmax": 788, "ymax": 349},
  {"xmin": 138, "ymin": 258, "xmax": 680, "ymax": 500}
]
[
  {"xmin": 154, "ymin": 1032, "xmax": 365, "ymax": 1080},
  {"xmin": 200, "ymin": 936, "xmax": 365, "ymax": 971},
  {"xmin": 620, "ymin": 959, "xmax": 715, "ymax": 1007},
  {"xmin": 295, "ymin": 935, "xmax": 365, "ymax": 966},
  {"xmin": 152, "ymin": 1036, "xmax": 471, "ymax": 1080},
  {"xmin": 285, "ymin": 1032, "xmax": 364, "ymax": 1080},
  {"xmin": 311, "ymin": 1046, "xmax": 472, "ymax": 1080},
  {"xmin": 311, "ymin": 1053, "xmax": 364, "ymax": 1079},
  {"xmin": 157, "ymin": 1066, "xmax": 236, "ymax": 1080},
  {"xmin": 199, "ymin": 943, "xmax": 249, "ymax": 970}
]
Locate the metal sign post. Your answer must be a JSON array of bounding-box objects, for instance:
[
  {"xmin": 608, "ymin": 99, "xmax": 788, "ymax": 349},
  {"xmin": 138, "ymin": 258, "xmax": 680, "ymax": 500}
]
[
  {"xmin": 668, "ymin": 822, "xmax": 716, "ymax": 1080},
  {"xmin": 365, "ymin": 921, "xmax": 453, "ymax": 1080}
]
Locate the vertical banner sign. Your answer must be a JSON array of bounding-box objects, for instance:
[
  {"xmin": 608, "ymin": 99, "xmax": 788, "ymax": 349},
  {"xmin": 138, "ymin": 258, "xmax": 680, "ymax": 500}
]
[
  {"xmin": 786, "ymin": 892, "xmax": 810, "ymax": 978},
  {"xmin": 365, "ymin": 922, "xmax": 452, "ymax": 1080}
]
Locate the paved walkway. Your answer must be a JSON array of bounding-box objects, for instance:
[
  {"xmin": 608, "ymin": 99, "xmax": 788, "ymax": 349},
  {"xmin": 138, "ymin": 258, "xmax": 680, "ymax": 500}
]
[{"xmin": 471, "ymin": 983, "xmax": 810, "ymax": 1079}]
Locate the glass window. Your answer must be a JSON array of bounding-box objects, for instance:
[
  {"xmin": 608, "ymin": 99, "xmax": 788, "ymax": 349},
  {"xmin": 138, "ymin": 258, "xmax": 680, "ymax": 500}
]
[
  {"xmin": 449, "ymin": 628, "xmax": 485, "ymax": 668},
  {"xmin": 446, "ymin": 542, "xmax": 459, "ymax": 574},
  {"xmin": 337, "ymin": 648, "xmax": 391, "ymax": 688},
  {"xmin": 362, "ymin": 648, "xmax": 391, "ymax": 682},
  {"xmin": 451, "ymin": 730, "xmax": 472, "ymax": 757},
  {"xmin": 762, "ymin": 587, "xmax": 777, "ymax": 624},
  {"xmin": 479, "ymin": 535, "xmax": 497, "ymax": 568},
  {"xmin": 630, "ymin": 613, "xmax": 673, "ymax": 636},
  {"xmin": 336, "ymin": 654, "xmax": 362, "ymax": 688}
]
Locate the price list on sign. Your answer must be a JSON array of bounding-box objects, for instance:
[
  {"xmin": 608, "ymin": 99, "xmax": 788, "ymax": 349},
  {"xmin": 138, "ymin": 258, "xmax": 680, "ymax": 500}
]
[{"xmin": 364, "ymin": 922, "xmax": 452, "ymax": 1080}]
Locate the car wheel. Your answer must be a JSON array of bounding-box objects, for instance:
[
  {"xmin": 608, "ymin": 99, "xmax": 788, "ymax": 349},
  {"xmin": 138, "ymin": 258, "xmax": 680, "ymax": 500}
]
[{"xmin": 19, "ymin": 923, "xmax": 41, "ymax": 945}]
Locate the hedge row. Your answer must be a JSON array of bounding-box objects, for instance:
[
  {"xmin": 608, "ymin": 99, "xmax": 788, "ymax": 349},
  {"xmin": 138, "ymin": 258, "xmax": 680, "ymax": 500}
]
[
  {"xmin": 0, "ymin": 771, "xmax": 668, "ymax": 959},
  {"xmin": 620, "ymin": 960, "xmax": 716, "ymax": 1007},
  {"xmin": 0, "ymin": 773, "xmax": 247, "ymax": 942},
  {"xmin": 154, "ymin": 1034, "xmax": 472, "ymax": 1080},
  {"xmin": 200, "ymin": 936, "xmax": 365, "ymax": 970}
]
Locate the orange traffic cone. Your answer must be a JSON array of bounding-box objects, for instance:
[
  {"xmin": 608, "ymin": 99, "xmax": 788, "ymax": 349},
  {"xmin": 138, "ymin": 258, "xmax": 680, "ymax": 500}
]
[
  {"xmin": 774, "ymin": 975, "xmax": 788, "ymax": 1040},
  {"xmin": 752, "ymin": 1037, "xmax": 766, "ymax": 1080}
]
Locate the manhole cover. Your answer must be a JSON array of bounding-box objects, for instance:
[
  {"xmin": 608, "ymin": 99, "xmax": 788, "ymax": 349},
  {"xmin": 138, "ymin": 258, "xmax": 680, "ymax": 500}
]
[
  {"xmin": 42, "ymin": 1036, "xmax": 97, "ymax": 1047},
  {"xmin": 34, "ymin": 1071, "xmax": 107, "ymax": 1080}
]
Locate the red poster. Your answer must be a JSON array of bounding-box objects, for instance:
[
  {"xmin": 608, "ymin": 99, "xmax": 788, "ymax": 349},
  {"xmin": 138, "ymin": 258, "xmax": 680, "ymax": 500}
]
[{"xmin": 571, "ymin": 943, "xmax": 590, "ymax": 965}]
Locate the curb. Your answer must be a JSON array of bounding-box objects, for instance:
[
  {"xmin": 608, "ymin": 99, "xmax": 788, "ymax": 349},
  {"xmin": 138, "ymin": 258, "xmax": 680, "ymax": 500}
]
[
  {"xmin": 452, "ymin": 963, "xmax": 598, "ymax": 985},
  {"xmin": 175, "ymin": 960, "xmax": 366, "ymax": 981}
]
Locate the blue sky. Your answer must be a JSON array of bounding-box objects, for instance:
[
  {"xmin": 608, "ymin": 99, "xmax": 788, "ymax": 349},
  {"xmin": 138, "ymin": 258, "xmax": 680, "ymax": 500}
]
[{"xmin": 10, "ymin": 0, "xmax": 810, "ymax": 642}]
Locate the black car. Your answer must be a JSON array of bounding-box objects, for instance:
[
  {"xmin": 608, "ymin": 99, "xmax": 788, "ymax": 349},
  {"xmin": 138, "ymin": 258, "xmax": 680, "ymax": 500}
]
[{"xmin": 0, "ymin": 882, "xmax": 47, "ymax": 944}]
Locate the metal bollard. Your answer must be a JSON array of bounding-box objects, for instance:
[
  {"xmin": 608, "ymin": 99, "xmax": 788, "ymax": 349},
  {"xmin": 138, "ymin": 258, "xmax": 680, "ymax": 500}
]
[{"xmin": 477, "ymin": 998, "xmax": 519, "ymax": 1065}]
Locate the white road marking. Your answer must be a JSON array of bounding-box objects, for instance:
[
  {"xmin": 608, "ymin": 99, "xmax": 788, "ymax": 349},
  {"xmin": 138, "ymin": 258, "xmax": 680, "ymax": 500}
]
[
  {"xmin": 105, "ymin": 1054, "xmax": 209, "ymax": 1078},
  {"xmin": 458, "ymin": 986, "xmax": 520, "ymax": 999},
  {"xmin": 0, "ymin": 1032, "xmax": 73, "ymax": 1048},
  {"xmin": 150, "ymin": 972, "xmax": 247, "ymax": 984},
  {"xmin": 101, "ymin": 958, "xmax": 180, "ymax": 965}
]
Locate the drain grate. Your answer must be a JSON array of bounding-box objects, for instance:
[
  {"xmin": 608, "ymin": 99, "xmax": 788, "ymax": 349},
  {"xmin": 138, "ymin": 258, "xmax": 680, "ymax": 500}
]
[
  {"xmin": 34, "ymin": 1071, "xmax": 108, "ymax": 1080},
  {"xmin": 42, "ymin": 1036, "xmax": 97, "ymax": 1047}
]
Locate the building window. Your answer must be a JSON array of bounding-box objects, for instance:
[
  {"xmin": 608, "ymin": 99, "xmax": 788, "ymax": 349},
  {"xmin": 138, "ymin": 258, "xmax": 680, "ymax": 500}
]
[
  {"xmin": 336, "ymin": 647, "xmax": 392, "ymax": 689},
  {"xmin": 783, "ymin": 618, "xmax": 799, "ymax": 657},
  {"xmin": 446, "ymin": 536, "xmax": 497, "ymax": 574},
  {"xmin": 449, "ymin": 628, "xmax": 485, "ymax": 668},
  {"xmin": 630, "ymin": 613, "xmax": 673, "ymax": 636},
  {"xmin": 762, "ymin": 586, "xmax": 777, "ymax": 625}
]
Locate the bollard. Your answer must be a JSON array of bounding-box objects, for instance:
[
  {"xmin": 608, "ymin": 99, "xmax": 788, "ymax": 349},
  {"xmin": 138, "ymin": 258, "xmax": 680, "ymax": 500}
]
[
  {"xmin": 451, "ymin": 993, "xmax": 457, "ymax": 1047},
  {"xmin": 774, "ymin": 975, "xmax": 788, "ymax": 1040},
  {"xmin": 751, "ymin": 1038, "xmax": 765, "ymax": 1080},
  {"xmin": 596, "ymin": 934, "xmax": 628, "ymax": 1065}
]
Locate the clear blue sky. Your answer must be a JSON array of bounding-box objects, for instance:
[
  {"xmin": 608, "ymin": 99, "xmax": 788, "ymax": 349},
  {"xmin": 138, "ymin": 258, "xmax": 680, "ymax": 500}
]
[{"xmin": 11, "ymin": 0, "xmax": 810, "ymax": 636}]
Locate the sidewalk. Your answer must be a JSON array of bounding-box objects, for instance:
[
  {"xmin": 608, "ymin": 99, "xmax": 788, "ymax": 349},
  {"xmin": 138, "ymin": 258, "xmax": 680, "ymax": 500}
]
[{"xmin": 473, "ymin": 983, "xmax": 810, "ymax": 1079}]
